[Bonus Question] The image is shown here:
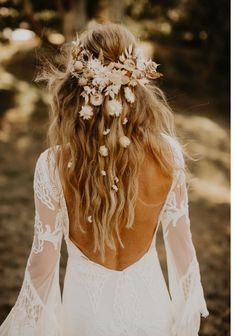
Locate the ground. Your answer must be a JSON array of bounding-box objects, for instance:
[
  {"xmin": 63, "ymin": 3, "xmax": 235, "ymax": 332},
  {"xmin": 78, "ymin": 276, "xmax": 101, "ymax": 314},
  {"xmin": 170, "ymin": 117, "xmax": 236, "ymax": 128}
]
[{"xmin": 0, "ymin": 38, "xmax": 230, "ymax": 335}]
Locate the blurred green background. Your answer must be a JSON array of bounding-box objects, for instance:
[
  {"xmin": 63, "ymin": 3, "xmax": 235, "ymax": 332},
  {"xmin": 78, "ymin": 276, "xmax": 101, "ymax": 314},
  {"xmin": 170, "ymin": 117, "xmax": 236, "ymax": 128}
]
[{"xmin": 0, "ymin": 1, "xmax": 230, "ymax": 335}]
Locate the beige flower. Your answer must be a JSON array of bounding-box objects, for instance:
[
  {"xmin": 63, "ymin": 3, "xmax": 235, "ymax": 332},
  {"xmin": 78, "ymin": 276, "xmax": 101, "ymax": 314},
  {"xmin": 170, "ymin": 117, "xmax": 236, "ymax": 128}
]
[
  {"xmin": 103, "ymin": 128, "xmax": 110, "ymax": 135},
  {"xmin": 123, "ymin": 117, "xmax": 128, "ymax": 125},
  {"xmin": 112, "ymin": 184, "xmax": 118, "ymax": 192},
  {"xmin": 79, "ymin": 105, "xmax": 94, "ymax": 120},
  {"xmin": 101, "ymin": 170, "xmax": 106, "ymax": 176},
  {"xmin": 124, "ymin": 86, "xmax": 135, "ymax": 103},
  {"xmin": 67, "ymin": 160, "xmax": 73, "ymax": 168},
  {"xmin": 87, "ymin": 215, "xmax": 93, "ymax": 223},
  {"xmin": 78, "ymin": 77, "xmax": 88, "ymax": 86},
  {"xmin": 114, "ymin": 176, "xmax": 119, "ymax": 183},
  {"xmin": 123, "ymin": 59, "xmax": 136, "ymax": 72},
  {"xmin": 74, "ymin": 60, "xmax": 83, "ymax": 71},
  {"xmin": 83, "ymin": 68, "xmax": 95, "ymax": 79},
  {"xmin": 107, "ymin": 69, "xmax": 129, "ymax": 86},
  {"xmin": 99, "ymin": 145, "xmax": 108, "ymax": 157},
  {"xmin": 106, "ymin": 99, "xmax": 122, "ymax": 117},
  {"xmin": 90, "ymin": 92, "xmax": 104, "ymax": 106},
  {"xmin": 119, "ymin": 135, "xmax": 131, "ymax": 148},
  {"xmin": 145, "ymin": 61, "xmax": 162, "ymax": 79}
]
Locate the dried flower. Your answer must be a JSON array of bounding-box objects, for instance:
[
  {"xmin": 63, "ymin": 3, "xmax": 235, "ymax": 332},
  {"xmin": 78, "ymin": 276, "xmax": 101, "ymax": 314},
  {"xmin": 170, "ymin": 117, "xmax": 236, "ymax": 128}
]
[
  {"xmin": 79, "ymin": 105, "xmax": 94, "ymax": 120},
  {"xmin": 88, "ymin": 215, "xmax": 93, "ymax": 223},
  {"xmin": 101, "ymin": 170, "xmax": 106, "ymax": 176},
  {"xmin": 114, "ymin": 176, "xmax": 119, "ymax": 183},
  {"xmin": 112, "ymin": 184, "xmax": 118, "ymax": 192},
  {"xmin": 67, "ymin": 160, "xmax": 73, "ymax": 168},
  {"xmin": 78, "ymin": 77, "xmax": 88, "ymax": 86},
  {"xmin": 124, "ymin": 87, "xmax": 135, "ymax": 103},
  {"xmin": 74, "ymin": 60, "xmax": 83, "ymax": 71},
  {"xmin": 99, "ymin": 145, "xmax": 108, "ymax": 157},
  {"xmin": 123, "ymin": 117, "xmax": 128, "ymax": 125},
  {"xmin": 119, "ymin": 135, "xmax": 131, "ymax": 148},
  {"xmin": 106, "ymin": 99, "xmax": 122, "ymax": 117},
  {"xmin": 103, "ymin": 128, "xmax": 110, "ymax": 135},
  {"xmin": 145, "ymin": 60, "xmax": 162, "ymax": 79},
  {"xmin": 90, "ymin": 92, "xmax": 104, "ymax": 106},
  {"xmin": 123, "ymin": 58, "xmax": 136, "ymax": 72}
]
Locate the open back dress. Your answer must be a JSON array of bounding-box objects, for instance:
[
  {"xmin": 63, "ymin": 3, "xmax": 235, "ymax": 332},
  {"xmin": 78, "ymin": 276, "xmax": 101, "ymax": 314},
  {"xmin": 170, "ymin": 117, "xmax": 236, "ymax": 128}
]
[{"xmin": 0, "ymin": 134, "xmax": 209, "ymax": 336}]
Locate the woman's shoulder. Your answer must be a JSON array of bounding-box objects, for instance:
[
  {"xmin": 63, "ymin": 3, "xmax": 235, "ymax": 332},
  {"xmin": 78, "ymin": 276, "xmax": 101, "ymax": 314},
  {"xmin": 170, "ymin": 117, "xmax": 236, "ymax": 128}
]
[
  {"xmin": 34, "ymin": 146, "xmax": 62, "ymax": 202},
  {"xmin": 35, "ymin": 145, "xmax": 61, "ymax": 182},
  {"xmin": 36, "ymin": 145, "xmax": 61, "ymax": 167},
  {"xmin": 160, "ymin": 133, "xmax": 185, "ymax": 169}
]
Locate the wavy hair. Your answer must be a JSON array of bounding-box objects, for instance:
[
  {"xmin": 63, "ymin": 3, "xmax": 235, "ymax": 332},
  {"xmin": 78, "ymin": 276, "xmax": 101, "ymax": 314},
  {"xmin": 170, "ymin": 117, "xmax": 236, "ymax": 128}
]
[{"xmin": 38, "ymin": 22, "xmax": 181, "ymax": 263}]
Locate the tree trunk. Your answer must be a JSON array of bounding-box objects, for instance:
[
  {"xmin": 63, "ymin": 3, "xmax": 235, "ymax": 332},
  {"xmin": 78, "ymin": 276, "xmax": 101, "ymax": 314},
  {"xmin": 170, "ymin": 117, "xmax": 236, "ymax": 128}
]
[
  {"xmin": 93, "ymin": 0, "xmax": 124, "ymax": 23},
  {"xmin": 57, "ymin": 0, "xmax": 87, "ymax": 41},
  {"xmin": 23, "ymin": 0, "xmax": 49, "ymax": 43},
  {"xmin": 109, "ymin": 0, "xmax": 124, "ymax": 23}
]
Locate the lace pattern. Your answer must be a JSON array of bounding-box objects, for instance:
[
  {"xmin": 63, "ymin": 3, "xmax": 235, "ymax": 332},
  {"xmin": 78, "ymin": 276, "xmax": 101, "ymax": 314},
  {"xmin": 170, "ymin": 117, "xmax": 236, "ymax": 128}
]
[
  {"xmin": 160, "ymin": 142, "xmax": 209, "ymax": 335},
  {"xmin": 9, "ymin": 271, "xmax": 44, "ymax": 334},
  {"xmin": 32, "ymin": 209, "xmax": 63, "ymax": 254},
  {"xmin": 33, "ymin": 150, "xmax": 61, "ymax": 210}
]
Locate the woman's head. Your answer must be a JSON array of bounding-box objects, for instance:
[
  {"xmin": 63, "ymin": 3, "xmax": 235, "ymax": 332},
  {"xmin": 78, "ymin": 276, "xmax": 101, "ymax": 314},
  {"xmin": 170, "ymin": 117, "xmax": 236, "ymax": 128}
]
[
  {"xmin": 40, "ymin": 22, "xmax": 177, "ymax": 263},
  {"xmin": 78, "ymin": 22, "xmax": 138, "ymax": 64}
]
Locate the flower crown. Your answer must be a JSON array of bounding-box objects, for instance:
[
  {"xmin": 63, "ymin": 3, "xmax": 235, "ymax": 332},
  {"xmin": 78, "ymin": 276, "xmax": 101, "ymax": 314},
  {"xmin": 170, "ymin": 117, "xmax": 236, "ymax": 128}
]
[
  {"xmin": 68, "ymin": 36, "xmax": 163, "ymax": 222},
  {"xmin": 70, "ymin": 36, "xmax": 162, "ymax": 120}
]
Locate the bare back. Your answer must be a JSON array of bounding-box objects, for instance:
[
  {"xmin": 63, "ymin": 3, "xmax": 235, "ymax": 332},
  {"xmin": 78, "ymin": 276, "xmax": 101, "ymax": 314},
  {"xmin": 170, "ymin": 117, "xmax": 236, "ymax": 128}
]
[{"xmin": 67, "ymin": 153, "xmax": 173, "ymax": 271}]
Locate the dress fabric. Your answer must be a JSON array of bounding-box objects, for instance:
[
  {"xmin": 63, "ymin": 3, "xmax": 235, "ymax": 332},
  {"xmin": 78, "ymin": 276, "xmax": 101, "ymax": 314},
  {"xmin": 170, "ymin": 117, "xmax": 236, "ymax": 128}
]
[{"xmin": 0, "ymin": 135, "xmax": 209, "ymax": 336}]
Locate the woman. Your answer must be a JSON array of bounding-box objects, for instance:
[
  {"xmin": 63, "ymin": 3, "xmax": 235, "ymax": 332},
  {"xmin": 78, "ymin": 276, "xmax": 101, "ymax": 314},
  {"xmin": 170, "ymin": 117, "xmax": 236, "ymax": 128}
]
[{"xmin": 0, "ymin": 22, "xmax": 209, "ymax": 335}]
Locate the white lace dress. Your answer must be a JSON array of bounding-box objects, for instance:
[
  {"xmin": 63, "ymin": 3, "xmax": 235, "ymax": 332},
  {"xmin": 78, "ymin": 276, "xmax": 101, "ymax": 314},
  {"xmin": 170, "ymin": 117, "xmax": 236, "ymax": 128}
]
[{"xmin": 0, "ymin": 136, "xmax": 209, "ymax": 336}]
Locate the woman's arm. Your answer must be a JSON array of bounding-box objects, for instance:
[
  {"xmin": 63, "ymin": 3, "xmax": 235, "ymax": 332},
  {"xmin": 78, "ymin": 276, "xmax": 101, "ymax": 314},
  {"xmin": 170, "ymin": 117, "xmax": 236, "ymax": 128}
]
[
  {"xmin": 161, "ymin": 140, "xmax": 209, "ymax": 336},
  {"xmin": 0, "ymin": 149, "xmax": 63, "ymax": 336}
]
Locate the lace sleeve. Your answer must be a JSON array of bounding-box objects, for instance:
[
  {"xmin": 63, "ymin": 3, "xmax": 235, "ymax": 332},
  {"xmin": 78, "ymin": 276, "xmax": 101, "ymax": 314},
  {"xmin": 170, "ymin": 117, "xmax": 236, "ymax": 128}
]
[
  {"xmin": 161, "ymin": 139, "xmax": 209, "ymax": 336},
  {"xmin": 0, "ymin": 149, "xmax": 63, "ymax": 336}
]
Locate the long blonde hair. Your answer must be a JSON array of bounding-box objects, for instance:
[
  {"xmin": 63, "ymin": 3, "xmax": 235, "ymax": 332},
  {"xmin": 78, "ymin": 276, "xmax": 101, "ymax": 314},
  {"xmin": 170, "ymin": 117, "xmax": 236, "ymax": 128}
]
[{"xmin": 39, "ymin": 22, "xmax": 179, "ymax": 263}]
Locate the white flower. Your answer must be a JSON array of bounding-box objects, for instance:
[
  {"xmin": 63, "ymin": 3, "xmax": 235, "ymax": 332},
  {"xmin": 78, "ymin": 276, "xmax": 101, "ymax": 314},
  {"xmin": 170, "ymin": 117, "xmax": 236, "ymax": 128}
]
[
  {"xmin": 88, "ymin": 215, "xmax": 93, "ymax": 223},
  {"xmin": 79, "ymin": 105, "xmax": 94, "ymax": 120},
  {"xmin": 101, "ymin": 170, "xmax": 106, "ymax": 176},
  {"xmin": 114, "ymin": 176, "xmax": 119, "ymax": 183},
  {"xmin": 112, "ymin": 184, "xmax": 118, "ymax": 192},
  {"xmin": 124, "ymin": 86, "xmax": 135, "ymax": 103},
  {"xmin": 92, "ymin": 70, "xmax": 109, "ymax": 90},
  {"xmin": 105, "ymin": 84, "xmax": 120, "ymax": 99},
  {"xmin": 119, "ymin": 135, "xmax": 131, "ymax": 148},
  {"xmin": 90, "ymin": 92, "xmax": 104, "ymax": 106},
  {"xmin": 103, "ymin": 128, "xmax": 110, "ymax": 135},
  {"xmin": 123, "ymin": 117, "xmax": 128, "ymax": 125},
  {"xmin": 99, "ymin": 145, "xmax": 108, "ymax": 157},
  {"xmin": 106, "ymin": 99, "xmax": 122, "ymax": 117},
  {"xmin": 67, "ymin": 160, "xmax": 73, "ymax": 168},
  {"xmin": 87, "ymin": 58, "xmax": 103, "ymax": 72}
]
